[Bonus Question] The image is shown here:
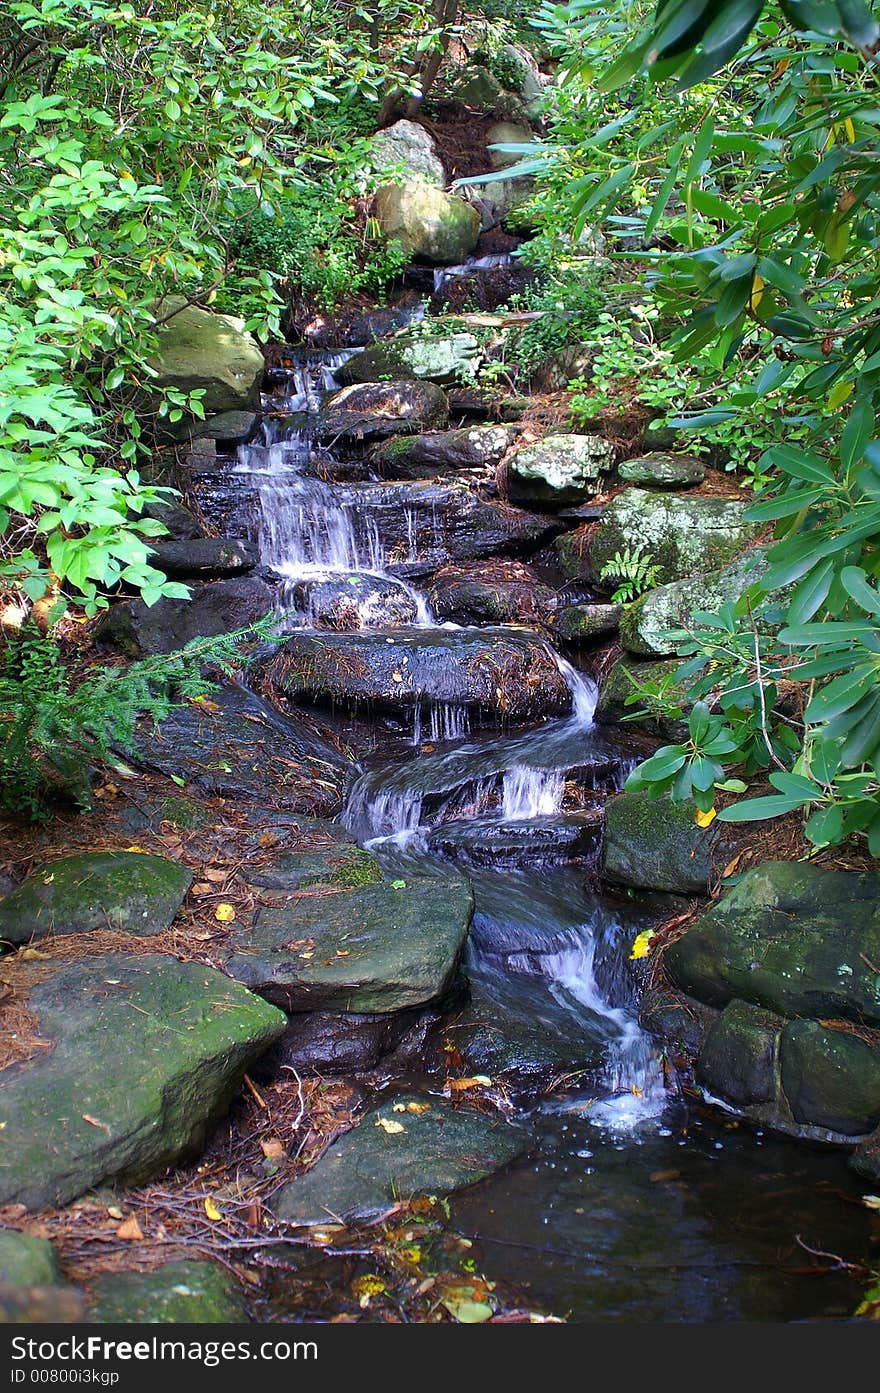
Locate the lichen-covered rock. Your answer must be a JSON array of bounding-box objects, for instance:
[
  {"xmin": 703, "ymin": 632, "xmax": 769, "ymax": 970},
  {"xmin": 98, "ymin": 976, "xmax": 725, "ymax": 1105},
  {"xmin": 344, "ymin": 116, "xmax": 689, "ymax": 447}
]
[
  {"xmin": 0, "ymin": 954, "xmax": 286, "ymax": 1209},
  {"xmin": 369, "ymin": 119, "xmax": 445, "ymax": 186},
  {"xmin": 617, "ymin": 452, "xmax": 706, "ymax": 489},
  {"xmin": 149, "ymin": 298, "xmax": 263, "ymax": 415},
  {"xmin": 554, "ymin": 603, "xmax": 621, "ymax": 642},
  {"xmin": 371, "ymin": 425, "xmax": 516, "ymax": 479},
  {"xmin": 272, "ymin": 1094, "xmax": 531, "ymax": 1225},
  {"xmin": 0, "ymin": 852, "xmax": 191, "ymax": 946},
  {"xmin": 620, "ymin": 550, "xmax": 770, "ymax": 657},
  {"xmin": 224, "ymin": 869, "xmax": 472, "ymax": 1014},
  {"xmin": 336, "ymin": 332, "xmax": 479, "ymax": 387},
  {"xmin": 780, "ymin": 1021, "xmax": 880, "ymax": 1136},
  {"xmin": 507, "ymin": 434, "xmax": 614, "ymax": 506},
  {"xmin": 95, "ymin": 577, "xmax": 274, "ymax": 657},
  {"xmin": 289, "ymin": 573, "xmax": 419, "ymax": 630},
  {"xmin": 374, "ymin": 184, "xmax": 481, "ymax": 264},
  {"xmin": 88, "ymin": 1261, "xmax": 247, "ymax": 1324},
  {"xmin": 591, "ymin": 489, "xmax": 759, "ymax": 586},
  {"xmin": 666, "ymin": 862, "xmax": 880, "ymax": 1026},
  {"xmin": 602, "ymin": 791, "xmax": 743, "ymax": 895},
  {"xmin": 317, "ymin": 381, "xmax": 449, "ymax": 443}
]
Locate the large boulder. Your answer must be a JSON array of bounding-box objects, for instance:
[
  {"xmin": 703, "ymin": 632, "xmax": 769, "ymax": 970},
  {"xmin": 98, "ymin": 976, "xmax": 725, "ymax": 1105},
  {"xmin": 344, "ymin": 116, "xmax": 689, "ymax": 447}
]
[
  {"xmin": 370, "ymin": 425, "xmax": 517, "ymax": 479},
  {"xmin": 369, "ymin": 119, "xmax": 445, "ymax": 186},
  {"xmin": 88, "ymin": 1261, "xmax": 246, "ymax": 1324},
  {"xmin": 317, "ymin": 381, "xmax": 449, "ymax": 444},
  {"xmin": 225, "ymin": 867, "xmax": 472, "ymax": 1013},
  {"xmin": 335, "ymin": 332, "xmax": 479, "ymax": 387},
  {"xmin": 0, "ymin": 852, "xmax": 191, "ymax": 946},
  {"xmin": 265, "ymin": 627, "xmax": 571, "ymax": 721},
  {"xmin": 602, "ymin": 791, "xmax": 744, "ymax": 895},
  {"xmin": 147, "ymin": 537, "xmax": 257, "ymax": 580},
  {"xmin": 0, "ymin": 953, "xmax": 285, "ymax": 1209},
  {"xmin": 507, "ymin": 434, "xmax": 614, "ymax": 507},
  {"xmin": 149, "ymin": 298, "xmax": 263, "ymax": 415},
  {"xmin": 620, "ymin": 550, "xmax": 770, "ymax": 657},
  {"xmin": 272, "ymin": 1093, "xmax": 530, "ymax": 1225},
  {"xmin": 779, "ymin": 1020, "xmax": 880, "ymax": 1137},
  {"xmin": 374, "ymin": 184, "xmax": 481, "ymax": 264},
  {"xmin": 426, "ymin": 560, "xmax": 555, "ymax": 627},
  {"xmin": 96, "ymin": 577, "xmax": 274, "ymax": 657},
  {"xmin": 130, "ymin": 684, "xmax": 352, "ymax": 817},
  {"xmin": 591, "ymin": 489, "xmax": 759, "ymax": 586},
  {"xmin": 666, "ymin": 862, "xmax": 880, "ymax": 1026}
]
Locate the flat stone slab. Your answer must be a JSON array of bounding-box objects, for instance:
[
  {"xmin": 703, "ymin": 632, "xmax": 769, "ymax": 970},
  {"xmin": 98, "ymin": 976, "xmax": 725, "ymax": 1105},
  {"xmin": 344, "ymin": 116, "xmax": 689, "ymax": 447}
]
[
  {"xmin": 0, "ymin": 852, "xmax": 191, "ymax": 947},
  {"xmin": 265, "ymin": 627, "xmax": 571, "ymax": 721},
  {"xmin": 617, "ymin": 452, "xmax": 706, "ymax": 488},
  {"xmin": 225, "ymin": 869, "xmax": 473, "ymax": 1014},
  {"xmin": 130, "ymin": 684, "xmax": 353, "ymax": 817},
  {"xmin": 427, "ymin": 813, "xmax": 602, "ymax": 866},
  {"xmin": 88, "ymin": 1260, "xmax": 246, "ymax": 1324},
  {"xmin": 272, "ymin": 1093, "xmax": 531, "ymax": 1225},
  {"xmin": 0, "ymin": 954, "xmax": 285, "ymax": 1209}
]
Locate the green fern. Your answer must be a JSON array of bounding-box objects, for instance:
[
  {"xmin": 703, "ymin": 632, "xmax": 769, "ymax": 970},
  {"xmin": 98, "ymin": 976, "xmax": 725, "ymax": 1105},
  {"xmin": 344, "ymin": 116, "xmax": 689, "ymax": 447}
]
[
  {"xmin": 0, "ymin": 614, "xmax": 283, "ymax": 819},
  {"xmin": 598, "ymin": 546, "xmax": 661, "ymax": 605}
]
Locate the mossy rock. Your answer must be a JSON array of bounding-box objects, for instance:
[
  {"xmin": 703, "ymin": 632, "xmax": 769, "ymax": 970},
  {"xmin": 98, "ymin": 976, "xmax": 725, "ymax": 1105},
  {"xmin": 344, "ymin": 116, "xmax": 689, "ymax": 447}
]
[
  {"xmin": 245, "ymin": 843, "xmax": 383, "ymax": 892},
  {"xmin": 0, "ymin": 1231, "xmax": 62, "ymax": 1287},
  {"xmin": 374, "ymin": 184, "xmax": 481, "ymax": 265},
  {"xmin": 553, "ymin": 524, "xmax": 593, "ymax": 581},
  {"xmin": 0, "ymin": 852, "xmax": 192, "ymax": 946},
  {"xmin": 620, "ymin": 549, "xmax": 771, "ymax": 658},
  {"xmin": 336, "ymin": 332, "xmax": 480, "ymax": 387},
  {"xmin": 594, "ymin": 656, "xmax": 689, "ymax": 741},
  {"xmin": 602, "ymin": 791, "xmax": 743, "ymax": 895},
  {"xmin": 88, "ymin": 1260, "xmax": 247, "ymax": 1324},
  {"xmin": 507, "ymin": 434, "xmax": 614, "ymax": 507},
  {"xmin": 696, "ymin": 999, "xmax": 784, "ymax": 1108},
  {"xmin": 780, "ymin": 1021, "xmax": 880, "ymax": 1136},
  {"xmin": 591, "ymin": 488, "xmax": 759, "ymax": 586},
  {"xmin": 0, "ymin": 953, "xmax": 286, "ymax": 1209},
  {"xmin": 150, "ymin": 297, "xmax": 264, "ymax": 416},
  {"xmin": 555, "ymin": 603, "xmax": 621, "ymax": 642},
  {"xmin": 617, "ymin": 452, "xmax": 706, "ymax": 489}
]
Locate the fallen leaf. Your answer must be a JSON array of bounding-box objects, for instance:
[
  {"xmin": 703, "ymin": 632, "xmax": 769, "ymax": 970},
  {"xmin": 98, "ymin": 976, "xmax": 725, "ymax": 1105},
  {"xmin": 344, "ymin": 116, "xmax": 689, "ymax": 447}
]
[
  {"xmin": 204, "ymin": 867, "xmax": 227, "ymax": 883},
  {"xmin": 629, "ymin": 929, "xmax": 656, "ymax": 961},
  {"xmin": 862, "ymin": 1195, "xmax": 880, "ymax": 1211},
  {"xmin": 407, "ymin": 1101, "xmax": 431, "ymax": 1114},
  {"xmin": 258, "ymin": 832, "xmax": 279, "ymax": 848},
  {"xmin": 392, "ymin": 1103, "xmax": 407, "ymax": 1113},
  {"xmin": 204, "ymin": 1197, "xmax": 223, "ymax": 1221},
  {"xmin": 447, "ymin": 1076, "xmax": 491, "ymax": 1093},
  {"xmin": 93, "ymin": 784, "xmax": 119, "ymax": 800},
  {"xmin": 260, "ymin": 1138, "xmax": 285, "ymax": 1162},
  {"xmin": 116, "ymin": 1215, "xmax": 143, "ymax": 1242},
  {"xmin": 107, "ymin": 1205, "xmax": 124, "ymax": 1221},
  {"xmin": 722, "ymin": 853, "xmax": 743, "ymax": 878},
  {"xmin": 82, "ymin": 1113, "xmax": 111, "ymax": 1134},
  {"xmin": 214, "ymin": 903, "xmax": 236, "ymax": 923},
  {"xmin": 192, "ymin": 882, "xmax": 212, "ymax": 896},
  {"xmin": 123, "ymin": 845, "xmax": 149, "ymax": 854},
  {"xmin": 375, "ymin": 1117, "xmax": 405, "ymax": 1134},
  {"xmin": 695, "ymin": 806, "xmax": 716, "ymax": 828},
  {"xmin": 649, "ymin": 1169, "xmax": 681, "ymax": 1184}
]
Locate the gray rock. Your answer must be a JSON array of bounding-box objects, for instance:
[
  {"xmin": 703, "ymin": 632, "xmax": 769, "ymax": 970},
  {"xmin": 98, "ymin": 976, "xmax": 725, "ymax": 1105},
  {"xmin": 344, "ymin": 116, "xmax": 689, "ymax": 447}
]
[
  {"xmin": 618, "ymin": 452, "xmax": 706, "ymax": 489},
  {"xmin": 182, "ymin": 410, "xmax": 258, "ymax": 444},
  {"xmin": 0, "ymin": 954, "xmax": 285, "ymax": 1209},
  {"xmin": 554, "ymin": 603, "xmax": 621, "ymax": 642},
  {"xmin": 639, "ymin": 986, "xmax": 719, "ymax": 1056},
  {"xmin": 225, "ymin": 869, "xmax": 472, "ymax": 1014},
  {"xmin": 272, "ymin": 1094, "xmax": 531, "ymax": 1225},
  {"xmin": 620, "ymin": 549, "xmax": 771, "ymax": 657},
  {"xmin": 371, "ymin": 425, "xmax": 516, "ymax": 479},
  {"xmin": 452, "ymin": 66, "xmax": 532, "ymax": 124},
  {"xmin": 254, "ymin": 1006, "xmax": 437, "ymax": 1078},
  {"xmin": 507, "ymin": 434, "xmax": 614, "ymax": 506},
  {"xmin": 696, "ymin": 999, "xmax": 784, "ymax": 1107},
  {"xmin": 602, "ymin": 791, "xmax": 743, "ymax": 895},
  {"xmin": 427, "ymin": 812, "xmax": 602, "ymax": 867},
  {"xmin": 0, "ymin": 852, "xmax": 191, "ymax": 946},
  {"xmin": 88, "ymin": 1260, "xmax": 247, "ymax": 1324},
  {"xmin": 374, "ymin": 184, "xmax": 481, "ymax": 264},
  {"xmin": 0, "ymin": 1232, "xmax": 62, "ymax": 1287},
  {"xmin": 591, "ymin": 489, "xmax": 759, "ymax": 586},
  {"xmin": 780, "ymin": 1020, "xmax": 880, "ymax": 1136},
  {"xmin": 149, "ymin": 297, "xmax": 263, "ymax": 415},
  {"xmin": 317, "ymin": 380, "xmax": 449, "ymax": 443},
  {"xmin": 369, "ymin": 119, "xmax": 445, "ymax": 187},
  {"xmin": 335, "ymin": 332, "xmax": 479, "ymax": 387},
  {"xmin": 96, "ymin": 576, "xmax": 274, "ymax": 657},
  {"xmin": 289, "ymin": 573, "xmax": 418, "ymax": 630},
  {"xmin": 427, "ymin": 560, "xmax": 555, "ymax": 627},
  {"xmin": 148, "ymin": 537, "xmax": 258, "ymax": 579}
]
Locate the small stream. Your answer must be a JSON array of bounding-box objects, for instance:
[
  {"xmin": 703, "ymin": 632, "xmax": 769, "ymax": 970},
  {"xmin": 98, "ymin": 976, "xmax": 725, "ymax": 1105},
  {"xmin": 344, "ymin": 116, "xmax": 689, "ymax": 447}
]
[{"xmin": 231, "ymin": 320, "xmax": 873, "ymax": 1321}]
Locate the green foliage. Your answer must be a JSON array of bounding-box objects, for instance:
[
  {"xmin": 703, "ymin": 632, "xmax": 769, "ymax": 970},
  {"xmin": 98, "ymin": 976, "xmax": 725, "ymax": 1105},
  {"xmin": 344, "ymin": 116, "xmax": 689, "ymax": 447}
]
[
  {"xmin": 503, "ymin": 257, "xmax": 606, "ymax": 373},
  {"xmin": 598, "ymin": 545, "xmax": 661, "ymax": 604},
  {"xmin": 0, "ymin": 614, "xmax": 283, "ymax": 820}
]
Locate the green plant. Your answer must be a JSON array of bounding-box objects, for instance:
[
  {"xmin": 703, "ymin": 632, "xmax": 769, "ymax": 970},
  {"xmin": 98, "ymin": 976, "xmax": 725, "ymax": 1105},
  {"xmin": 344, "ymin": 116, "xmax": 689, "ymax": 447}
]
[
  {"xmin": 598, "ymin": 545, "xmax": 661, "ymax": 604},
  {"xmin": 0, "ymin": 613, "xmax": 283, "ymax": 819}
]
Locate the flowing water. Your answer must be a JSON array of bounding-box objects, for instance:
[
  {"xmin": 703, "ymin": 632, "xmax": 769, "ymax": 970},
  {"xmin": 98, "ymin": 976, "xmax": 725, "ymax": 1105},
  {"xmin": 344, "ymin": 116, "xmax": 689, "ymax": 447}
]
[{"xmin": 239, "ymin": 346, "xmax": 873, "ymax": 1321}]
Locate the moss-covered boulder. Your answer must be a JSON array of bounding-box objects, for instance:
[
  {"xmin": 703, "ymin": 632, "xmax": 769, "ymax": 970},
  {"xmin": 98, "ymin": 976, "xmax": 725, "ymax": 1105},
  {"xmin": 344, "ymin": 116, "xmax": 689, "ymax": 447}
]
[
  {"xmin": 336, "ymin": 332, "xmax": 479, "ymax": 387},
  {"xmin": 0, "ymin": 852, "xmax": 192, "ymax": 946},
  {"xmin": 88, "ymin": 1260, "xmax": 247, "ymax": 1324},
  {"xmin": 374, "ymin": 184, "xmax": 481, "ymax": 264},
  {"xmin": 507, "ymin": 434, "xmax": 614, "ymax": 507},
  {"xmin": 780, "ymin": 1021, "xmax": 880, "ymax": 1137},
  {"xmin": 150, "ymin": 298, "xmax": 263, "ymax": 416},
  {"xmin": 594, "ymin": 656, "xmax": 689, "ymax": 741},
  {"xmin": 591, "ymin": 489, "xmax": 759, "ymax": 586},
  {"xmin": 224, "ymin": 868, "xmax": 472, "ymax": 1014},
  {"xmin": 244, "ymin": 840, "xmax": 382, "ymax": 893},
  {"xmin": 696, "ymin": 1000, "xmax": 783, "ymax": 1108},
  {"xmin": 272, "ymin": 1093, "xmax": 531, "ymax": 1225},
  {"xmin": 427, "ymin": 561, "xmax": 555, "ymax": 628},
  {"xmin": 602, "ymin": 791, "xmax": 743, "ymax": 895},
  {"xmin": 554, "ymin": 603, "xmax": 621, "ymax": 642},
  {"xmin": 617, "ymin": 452, "xmax": 706, "ymax": 489},
  {"xmin": 0, "ymin": 954, "xmax": 286, "ymax": 1209},
  {"xmin": 666, "ymin": 862, "xmax": 880, "ymax": 1026},
  {"xmin": 0, "ymin": 1231, "xmax": 62, "ymax": 1287},
  {"xmin": 370, "ymin": 425, "xmax": 516, "ymax": 480},
  {"xmin": 620, "ymin": 550, "xmax": 769, "ymax": 657},
  {"xmin": 553, "ymin": 524, "xmax": 593, "ymax": 581}
]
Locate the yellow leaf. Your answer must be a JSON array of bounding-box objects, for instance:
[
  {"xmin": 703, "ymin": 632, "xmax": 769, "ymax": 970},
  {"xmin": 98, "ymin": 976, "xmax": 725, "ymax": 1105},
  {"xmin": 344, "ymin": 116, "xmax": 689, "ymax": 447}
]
[
  {"xmin": 407, "ymin": 1101, "xmax": 431, "ymax": 1114},
  {"xmin": 629, "ymin": 929, "xmax": 656, "ymax": 961},
  {"xmin": 749, "ymin": 272, "xmax": 764, "ymax": 314},
  {"xmin": 828, "ymin": 379, "xmax": 854, "ymax": 409},
  {"xmin": 695, "ymin": 807, "xmax": 716, "ymax": 827},
  {"xmin": 375, "ymin": 1117, "xmax": 405, "ymax": 1134},
  {"xmin": 214, "ymin": 903, "xmax": 236, "ymax": 923},
  {"xmin": 204, "ymin": 1197, "xmax": 223, "ymax": 1221},
  {"xmin": 123, "ymin": 845, "xmax": 149, "ymax": 854},
  {"xmin": 722, "ymin": 853, "xmax": 742, "ymax": 878},
  {"xmin": 844, "ymin": 117, "xmax": 855, "ymax": 142}
]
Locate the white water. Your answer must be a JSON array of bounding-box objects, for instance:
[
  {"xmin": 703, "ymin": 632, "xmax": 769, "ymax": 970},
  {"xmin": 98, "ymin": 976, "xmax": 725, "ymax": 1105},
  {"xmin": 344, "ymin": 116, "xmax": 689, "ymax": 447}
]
[{"xmin": 433, "ymin": 253, "xmax": 513, "ymax": 294}]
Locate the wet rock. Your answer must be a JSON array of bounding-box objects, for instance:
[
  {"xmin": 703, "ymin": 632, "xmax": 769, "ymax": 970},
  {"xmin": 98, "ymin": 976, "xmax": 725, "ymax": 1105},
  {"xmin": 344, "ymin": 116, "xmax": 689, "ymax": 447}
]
[
  {"xmin": 374, "ymin": 184, "xmax": 481, "ymax": 264},
  {"xmin": 851, "ymin": 1127, "xmax": 880, "ymax": 1184},
  {"xmin": 620, "ymin": 550, "xmax": 771, "ymax": 657},
  {"xmin": 618, "ymin": 452, "xmax": 706, "ymax": 489},
  {"xmin": 272, "ymin": 1093, "xmax": 531, "ymax": 1225},
  {"xmin": 780, "ymin": 1021, "xmax": 880, "ymax": 1136},
  {"xmin": 224, "ymin": 869, "xmax": 472, "ymax": 1014},
  {"xmin": 427, "ymin": 560, "xmax": 555, "ymax": 627},
  {"xmin": 141, "ymin": 497, "xmax": 204, "ymax": 541},
  {"xmin": 602, "ymin": 791, "xmax": 744, "ymax": 895},
  {"xmin": 88, "ymin": 1261, "xmax": 247, "ymax": 1324},
  {"xmin": 0, "ymin": 1285, "xmax": 84, "ymax": 1323},
  {"xmin": 95, "ymin": 576, "xmax": 274, "ymax": 656},
  {"xmin": 666, "ymin": 862, "xmax": 880, "ymax": 1026},
  {"xmin": 553, "ymin": 524, "xmax": 594, "ymax": 581},
  {"xmin": 147, "ymin": 537, "xmax": 258, "ymax": 579},
  {"xmin": 0, "ymin": 954, "xmax": 285, "ymax": 1209},
  {"xmin": 370, "ymin": 424, "xmax": 517, "ymax": 478},
  {"xmin": 0, "ymin": 852, "xmax": 191, "ymax": 946},
  {"xmin": 288, "ymin": 573, "xmax": 418, "ymax": 630},
  {"xmin": 0, "ymin": 1232, "xmax": 62, "ymax": 1287},
  {"xmin": 182, "ymin": 409, "xmax": 259, "ymax": 444},
  {"xmin": 265, "ymin": 627, "xmax": 571, "ymax": 721},
  {"xmin": 130, "ymin": 684, "xmax": 352, "ymax": 817},
  {"xmin": 369, "ymin": 119, "xmax": 445, "ymax": 187},
  {"xmin": 639, "ymin": 986, "xmax": 719, "ymax": 1056},
  {"xmin": 507, "ymin": 434, "xmax": 614, "ymax": 507},
  {"xmin": 591, "ymin": 489, "xmax": 759, "ymax": 586},
  {"xmin": 696, "ymin": 1000, "xmax": 784, "ymax": 1108},
  {"xmin": 554, "ymin": 603, "xmax": 621, "ymax": 642},
  {"xmin": 149, "ymin": 297, "xmax": 264, "ymax": 416},
  {"xmin": 337, "ymin": 293, "xmax": 426, "ymax": 349},
  {"xmin": 594, "ymin": 656, "xmax": 689, "ymax": 741},
  {"xmin": 427, "ymin": 812, "xmax": 602, "ymax": 866},
  {"xmin": 244, "ymin": 842, "xmax": 382, "ymax": 892},
  {"xmin": 335, "ymin": 331, "xmax": 480, "ymax": 386},
  {"xmin": 254, "ymin": 1005, "xmax": 438, "ymax": 1077},
  {"xmin": 317, "ymin": 381, "xmax": 449, "ymax": 443}
]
